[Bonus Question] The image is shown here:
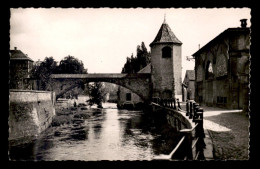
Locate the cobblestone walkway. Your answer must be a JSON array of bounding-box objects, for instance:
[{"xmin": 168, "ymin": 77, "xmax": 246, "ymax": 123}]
[{"xmin": 181, "ymin": 103, "xmax": 249, "ymax": 160}]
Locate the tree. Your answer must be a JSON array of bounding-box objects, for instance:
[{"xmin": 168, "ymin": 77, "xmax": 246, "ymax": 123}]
[
  {"xmin": 57, "ymin": 55, "xmax": 85, "ymax": 74},
  {"xmin": 31, "ymin": 56, "xmax": 58, "ymax": 90},
  {"xmin": 31, "ymin": 55, "xmax": 86, "ymax": 91},
  {"xmin": 121, "ymin": 42, "xmax": 151, "ymax": 73},
  {"xmin": 87, "ymin": 82, "xmax": 106, "ymax": 108}
]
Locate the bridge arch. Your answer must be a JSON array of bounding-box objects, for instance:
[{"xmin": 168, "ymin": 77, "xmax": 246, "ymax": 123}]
[{"xmin": 49, "ymin": 73, "xmax": 152, "ymax": 103}]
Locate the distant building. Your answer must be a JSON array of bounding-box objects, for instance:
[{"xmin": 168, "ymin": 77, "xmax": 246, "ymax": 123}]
[
  {"xmin": 192, "ymin": 19, "xmax": 250, "ymax": 112},
  {"xmin": 9, "ymin": 47, "xmax": 34, "ymax": 89},
  {"xmin": 182, "ymin": 70, "xmax": 195, "ymax": 101}
]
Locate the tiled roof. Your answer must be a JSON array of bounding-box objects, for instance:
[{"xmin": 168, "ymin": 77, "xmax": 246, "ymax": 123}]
[
  {"xmin": 10, "ymin": 49, "xmax": 33, "ymax": 62},
  {"xmin": 192, "ymin": 27, "xmax": 250, "ymax": 57},
  {"xmin": 150, "ymin": 23, "xmax": 182, "ymax": 47}
]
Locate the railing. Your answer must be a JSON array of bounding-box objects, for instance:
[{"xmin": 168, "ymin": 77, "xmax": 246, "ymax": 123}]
[
  {"xmin": 152, "ymin": 97, "xmax": 181, "ymax": 110},
  {"xmin": 153, "ymin": 99, "xmax": 206, "ymax": 160}
]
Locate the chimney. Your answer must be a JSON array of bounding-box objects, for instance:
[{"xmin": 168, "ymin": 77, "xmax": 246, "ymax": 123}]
[
  {"xmin": 14, "ymin": 47, "xmax": 17, "ymax": 50},
  {"xmin": 240, "ymin": 19, "xmax": 247, "ymax": 28}
]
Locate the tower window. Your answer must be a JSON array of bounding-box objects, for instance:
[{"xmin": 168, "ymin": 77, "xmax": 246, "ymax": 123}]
[{"xmin": 162, "ymin": 46, "xmax": 172, "ymax": 58}]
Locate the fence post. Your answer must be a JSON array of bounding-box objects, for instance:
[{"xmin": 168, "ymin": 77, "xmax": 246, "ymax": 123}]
[
  {"xmin": 186, "ymin": 100, "xmax": 189, "ymax": 116},
  {"xmin": 193, "ymin": 103, "xmax": 200, "ymax": 122},
  {"xmin": 189, "ymin": 101, "xmax": 193, "ymax": 119},
  {"xmin": 193, "ymin": 118, "xmax": 206, "ymax": 160},
  {"xmin": 170, "ymin": 98, "xmax": 173, "ymax": 108},
  {"xmin": 196, "ymin": 108, "xmax": 204, "ymax": 120},
  {"xmin": 177, "ymin": 98, "xmax": 181, "ymax": 109},
  {"xmin": 173, "ymin": 99, "xmax": 176, "ymax": 109},
  {"xmin": 180, "ymin": 130, "xmax": 193, "ymax": 160}
]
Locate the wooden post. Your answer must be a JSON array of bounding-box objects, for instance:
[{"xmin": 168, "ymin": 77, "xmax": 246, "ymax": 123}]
[
  {"xmin": 196, "ymin": 108, "xmax": 204, "ymax": 120},
  {"xmin": 189, "ymin": 101, "xmax": 193, "ymax": 119},
  {"xmin": 192, "ymin": 102, "xmax": 196, "ymax": 116},
  {"xmin": 180, "ymin": 129, "xmax": 193, "ymax": 160},
  {"xmin": 173, "ymin": 99, "xmax": 176, "ymax": 109},
  {"xmin": 186, "ymin": 100, "xmax": 189, "ymax": 116},
  {"xmin": 193, "ymin": 104, "xmax": 200, "ymax": 122},
  {"xmin": 170, "ymin": 98, "xmax": 173, "ymax": 108},
  {"xmin": 193, "ymin": 119, "xmax": 206, "ymax": 160},
  {"xmin": 177, "ymin": 98, "xmax": 181, "ymax": 109}
]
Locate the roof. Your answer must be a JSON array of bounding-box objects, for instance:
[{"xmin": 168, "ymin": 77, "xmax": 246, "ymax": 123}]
[
  {"xmin": 10, "ymin": 49, "xmax": 34, "ymax": 62},
  {"xmin": 192, "ymin": 27, "xmax": 250, "ymax": 57},
  {"xmin": 137, "ymin": 63, "xmax": 151, "ymax": 73},
  {"xmin": 150, "ymin": 22, "xmax": 182, "ymax": 47},
  {"xmin": 185, "ymin": 70, "xmax": 195, "ymax": 81}
]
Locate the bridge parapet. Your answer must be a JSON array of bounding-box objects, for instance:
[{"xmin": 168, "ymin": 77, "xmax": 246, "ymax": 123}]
[{"xmin": 50, "ymin": 73, "xmax": 152, "ymax": 102}]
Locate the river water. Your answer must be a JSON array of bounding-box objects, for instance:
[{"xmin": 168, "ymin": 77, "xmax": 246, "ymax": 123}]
[{"xmin": 9, "ymin": 102, "xmax": 181, "ymax": 161}]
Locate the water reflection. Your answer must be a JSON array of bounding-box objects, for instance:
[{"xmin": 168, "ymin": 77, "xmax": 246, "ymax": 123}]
[{"xmin": 9, "ymin": 103, "xmax": 181, "ymax": 161}]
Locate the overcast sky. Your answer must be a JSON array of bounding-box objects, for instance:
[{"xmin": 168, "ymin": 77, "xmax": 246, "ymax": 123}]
[{"xmin": 10, "ymin": 8, "xmax": 251, "ymax": 80}]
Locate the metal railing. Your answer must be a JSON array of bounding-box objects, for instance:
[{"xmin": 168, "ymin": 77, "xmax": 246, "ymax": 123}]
[{"xmin": 153, "ymin": 99, "xmax": 206, "ymax": 160}]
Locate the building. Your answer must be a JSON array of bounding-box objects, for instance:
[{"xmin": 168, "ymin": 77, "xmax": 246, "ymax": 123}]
[
  {"xmin": 150, "ymin": 19, "xmax": 182, "ymax": 100},
  {"xmin": 192, "ymin": 19, "xmax": 250, "ymax": 112},
  {"xmin": 182, "ymin": 70, "xmax": 195, "ymax": 101},
  {"xmin": 117, "ymin": 18, "xmax": 183, "ymax": 108},
  {"xmin": 9, "ymin": 47, "xmax": 34, "ymax": 89}
]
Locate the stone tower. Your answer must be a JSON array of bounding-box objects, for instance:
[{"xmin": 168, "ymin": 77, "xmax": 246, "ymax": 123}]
[{"xmin": 150, "ymin": 19, "xmax": 182, "ymax": 100}]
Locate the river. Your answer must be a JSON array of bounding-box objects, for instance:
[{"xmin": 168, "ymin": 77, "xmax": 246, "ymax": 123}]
[{"xmin": 9, "ymin": 102, "xmax": 182, "ymax": 161}]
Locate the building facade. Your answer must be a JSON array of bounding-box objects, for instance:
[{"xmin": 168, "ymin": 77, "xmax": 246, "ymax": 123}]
[
  {"xmin": 183, "ymin": 70, "xmax": 195, "ymax": 101},
  {"xmin": 192, "ymin": 19, "xmax": 250, "ymax": 111},
  {"xmin": 9, "ymin": 47, "xmax": 34, "ymax": 89}
]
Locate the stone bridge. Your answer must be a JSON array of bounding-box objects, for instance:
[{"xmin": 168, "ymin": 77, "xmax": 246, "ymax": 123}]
[{"xmin": 49, "ymin": 73, "xmax": 152, "ymax": 102}]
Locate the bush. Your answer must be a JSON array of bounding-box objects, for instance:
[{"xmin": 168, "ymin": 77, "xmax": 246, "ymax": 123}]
[{"xmin": 51, "ymin": 115, "xmax": 72, "ymax": 126}]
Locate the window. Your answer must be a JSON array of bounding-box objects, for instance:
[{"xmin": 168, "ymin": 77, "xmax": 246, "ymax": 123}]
[
  {"xmin": 205, "ymin": 61, "xmax": 214, "ymax": 80},
  {"xmin": 162, "ymin": 46, "xmax": 172, "ymax": 58},
  {"xmin": 126, "ymin": 93, "xmax": 131, "ymax": 101}
]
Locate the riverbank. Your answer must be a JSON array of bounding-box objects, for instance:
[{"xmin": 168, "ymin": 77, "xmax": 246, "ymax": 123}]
[{"xmin": 52, "ymin": 100, "xmax": 102, "ymax": 127}]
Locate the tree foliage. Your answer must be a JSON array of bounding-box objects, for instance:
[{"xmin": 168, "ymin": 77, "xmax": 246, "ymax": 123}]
[
  {"xmin": 87, "ymin": 82, "xmax": 106, "ymax": 108},
  {"xmin": 57, "ymin": 55, "xmax": 85, "ymax": 74},
  {"xmin": 121, "ymin": 42, "xmax": 151, "ymax": 73},
  {"xmin": 31, "ymin": 55, "xmax": 86, "ymax": 90},
  {"xmin": 31, "ymin": 56, "xmax": 58, "ymax": 90}
]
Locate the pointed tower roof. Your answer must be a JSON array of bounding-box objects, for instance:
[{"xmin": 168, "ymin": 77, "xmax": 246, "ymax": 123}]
[{"xmin": 150, "ymin": 20, "xmax": 182, "ymax": 47}]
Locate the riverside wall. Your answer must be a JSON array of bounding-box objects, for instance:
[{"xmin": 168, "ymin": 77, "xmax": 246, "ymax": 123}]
[
  {"xmin": 9, "ymin": 90, "xmax": 56, "ymax": 145},
  {"xmin": 151, "ymin": 103, "xmax": 193, "ymax": 131}
]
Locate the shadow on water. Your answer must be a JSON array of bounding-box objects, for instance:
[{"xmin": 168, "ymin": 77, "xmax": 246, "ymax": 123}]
[
  {"xmin": 9, "ymin": 141, "xmax": 36, "ymax": 161},
  {"xmin": 119, "ymin": 108, "xmax": 184, "ymax": 159}
]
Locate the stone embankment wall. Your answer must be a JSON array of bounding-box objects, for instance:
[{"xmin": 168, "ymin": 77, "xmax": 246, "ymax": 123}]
[
  {"xmin": 151, "ymin": 103, "xmax": 193, "ymax": 131},
  {"xmin": 9, "ymin": 90, "xmax": 56, "ymax": 145}
]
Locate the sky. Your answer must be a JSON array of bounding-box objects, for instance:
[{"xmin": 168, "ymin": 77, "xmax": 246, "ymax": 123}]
[{"xmin": 10, "ymin": 8, "xmax": 251, "ymax": 80}]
